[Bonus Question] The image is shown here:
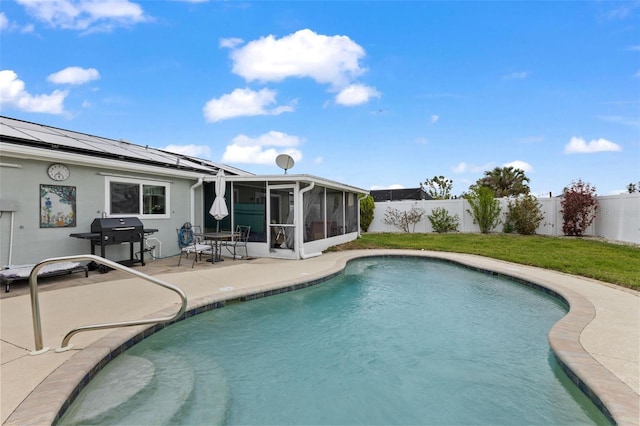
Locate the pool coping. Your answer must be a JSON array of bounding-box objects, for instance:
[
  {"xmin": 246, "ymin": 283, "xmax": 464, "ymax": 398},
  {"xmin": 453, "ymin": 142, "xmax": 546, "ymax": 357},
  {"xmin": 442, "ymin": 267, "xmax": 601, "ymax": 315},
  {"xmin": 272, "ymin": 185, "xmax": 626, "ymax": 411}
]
[{"xmin": 3, "ymin": 250, "xmax": 639, "ymax": 425}]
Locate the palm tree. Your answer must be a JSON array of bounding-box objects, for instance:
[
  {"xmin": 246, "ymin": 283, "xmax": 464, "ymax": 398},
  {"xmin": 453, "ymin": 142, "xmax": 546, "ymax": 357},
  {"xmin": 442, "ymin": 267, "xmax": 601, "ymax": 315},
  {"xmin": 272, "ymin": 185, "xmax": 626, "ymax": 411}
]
[{"xmin": 477, "ymin": 166, "xmax": 530, "ymax": 197}]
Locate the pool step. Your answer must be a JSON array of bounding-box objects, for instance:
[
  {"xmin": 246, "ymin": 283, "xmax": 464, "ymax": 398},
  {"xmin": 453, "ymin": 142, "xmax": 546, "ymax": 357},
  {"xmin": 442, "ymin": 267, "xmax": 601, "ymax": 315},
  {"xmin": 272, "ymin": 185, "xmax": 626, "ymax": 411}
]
[
  {"xmin": 59, "ymin": 354, "xmax": 156, "ymax": 424},
  {"xmin": 60, "ymin": 351, "xmax": 196, "ymax": 425},
  {"xmin": 112, "ymin": 351, "xmax": 196, "ymax": 425}
]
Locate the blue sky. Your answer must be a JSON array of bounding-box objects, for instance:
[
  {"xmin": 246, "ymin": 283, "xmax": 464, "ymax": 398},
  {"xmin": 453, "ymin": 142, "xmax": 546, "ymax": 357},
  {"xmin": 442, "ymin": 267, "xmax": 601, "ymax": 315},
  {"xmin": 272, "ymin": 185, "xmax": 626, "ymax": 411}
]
[{"xmin": 1, "ymin": 0, "xmax": 638, "ymax": 196}]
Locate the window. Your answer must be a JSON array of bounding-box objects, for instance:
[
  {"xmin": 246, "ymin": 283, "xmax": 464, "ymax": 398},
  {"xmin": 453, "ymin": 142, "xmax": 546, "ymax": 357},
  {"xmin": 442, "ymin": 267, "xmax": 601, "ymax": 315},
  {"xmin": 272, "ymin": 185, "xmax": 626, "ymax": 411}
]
[
  {"xmin": 345, "ymin": 192, "xmax": 358, "ymax": 233},
  {"xmin": 106, "ymin": 177, "xmax": 170, "ymax": 218},
  {"xmin": 326, "ymin": 188, "xmax": 344, "ymax": 237},
  {"xmin": 304, "ymin": 186, "xmax": 325, "ymax": 242}
]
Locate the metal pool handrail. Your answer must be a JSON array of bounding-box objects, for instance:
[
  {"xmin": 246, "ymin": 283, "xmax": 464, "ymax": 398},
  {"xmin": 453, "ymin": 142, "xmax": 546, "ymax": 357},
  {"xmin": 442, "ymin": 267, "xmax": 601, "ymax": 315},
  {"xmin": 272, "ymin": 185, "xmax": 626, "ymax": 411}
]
[{"xmin": 29, "ymin": 254, "xmax": 187, "ymax": 355}]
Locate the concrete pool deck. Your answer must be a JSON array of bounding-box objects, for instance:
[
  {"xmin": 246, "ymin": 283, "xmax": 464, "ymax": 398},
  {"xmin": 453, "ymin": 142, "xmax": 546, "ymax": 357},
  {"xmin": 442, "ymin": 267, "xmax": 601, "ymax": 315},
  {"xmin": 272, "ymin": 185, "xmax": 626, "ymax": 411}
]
[{"xmin": 1, "ymin": 250, "xmax": 638, "ymax": 425}]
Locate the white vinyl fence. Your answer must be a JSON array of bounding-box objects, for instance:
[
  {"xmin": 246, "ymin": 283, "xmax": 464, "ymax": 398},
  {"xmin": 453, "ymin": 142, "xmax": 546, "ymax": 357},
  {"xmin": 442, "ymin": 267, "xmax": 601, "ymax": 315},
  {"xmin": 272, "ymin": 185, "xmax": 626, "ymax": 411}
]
[{"xmin": 368, "ymin": 193, "xmax": 640, "ymax": 244}]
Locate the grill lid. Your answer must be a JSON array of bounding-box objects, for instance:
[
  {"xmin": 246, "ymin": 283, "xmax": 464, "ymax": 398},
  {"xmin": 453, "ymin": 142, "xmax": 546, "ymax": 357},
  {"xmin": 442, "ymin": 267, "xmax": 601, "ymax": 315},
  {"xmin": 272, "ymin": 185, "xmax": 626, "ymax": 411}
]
[{"xmin": 91, "ymin": 217, "xmax": 144, "ymax": 232}]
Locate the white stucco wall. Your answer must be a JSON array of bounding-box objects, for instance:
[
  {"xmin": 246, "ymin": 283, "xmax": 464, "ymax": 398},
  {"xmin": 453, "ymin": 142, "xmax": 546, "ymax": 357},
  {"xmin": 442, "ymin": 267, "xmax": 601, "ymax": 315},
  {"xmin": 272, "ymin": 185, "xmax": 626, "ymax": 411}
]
[{"xmin": 0, "ymin": 156, "xmax": 200, "ymax": 266}]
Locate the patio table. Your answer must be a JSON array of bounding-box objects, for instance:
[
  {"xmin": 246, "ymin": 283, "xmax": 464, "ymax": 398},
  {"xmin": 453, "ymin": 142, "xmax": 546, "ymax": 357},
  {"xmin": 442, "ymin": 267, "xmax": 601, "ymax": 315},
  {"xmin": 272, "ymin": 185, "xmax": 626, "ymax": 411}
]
[{"xmin": 198, "ymin": 232, "xmax": 239, "ymax": 263}]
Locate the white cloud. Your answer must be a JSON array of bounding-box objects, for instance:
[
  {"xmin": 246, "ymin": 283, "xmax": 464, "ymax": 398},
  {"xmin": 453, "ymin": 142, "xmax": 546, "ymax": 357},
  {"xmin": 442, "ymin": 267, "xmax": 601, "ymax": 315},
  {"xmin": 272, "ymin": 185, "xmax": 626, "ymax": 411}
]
[
  {"xmin": 430, "ymin": 114, "xmax": 439, "ymax": 124},
  {"xmin": 0, "ymin": 69, "xmax": 67, "ymax": 114},
  {"xmin": 219, "ymin": 37, "xmax": 243, "ymax": 49},
  {"xmin": 163, "ymin": 144, "xmax": 212, "ymax": 159},
  {"xmin": 221, "ymin": 131, "xmax": 303, "ymax": 165},
  {"xmin": 635, "ymin": 70, "xmax": 640, "ymax": 78},
  {"xmin": 203, "ymin": 88, "xmax": 294, "ymax": 122},
  {"xmin": 232, "ymin": 131, "xmax": 301, "ymax": 147},
  {"xmin": 452, "ymin": 162, "xmax": 468, "ymax": 173},
  {"xmin": 0, "ymin": 12, "xmax": 32, "ymax": 32},
  {"xmin": 564, "ymin": 136, "xmax": 622, "ymax": 154},
  {"xmin": 313, "ymin": 156, "xmax": 323, "ymax": 164},
  {"xmin": 503, "ymin": 160, "xmax": 533, "ymax": 173},
  {"xmin": 503, "ymin": 71, "xmax": 529, "ymax": 80},
  {"xmin": 370, "ymin": 184, "xmax": 404, "ymax": 190},
  {"xmin": 47, "ymin": 67, "xmax": 100, "ymax": 85},
  {"xmin": 597, "ymin": 115, "xmax": 640, "ymax": 127},
  {"xmin": 625, "ymin": 45, "xmax": 640, "ymax": 51},
  {"xmin": 451, "ymin": 161, "xmax": 494, "ymax": 174},
  {"xmin": 600, "ymin": 1, "xmax": 640, "ymax": 20},
  {"xmin": 335, "ymin": 84, "xmax": 380, "ymax": 106},
  {"xmin": 0, "ymin": 12, "xmax": 8, "ymax": 30},
  {"xmin": 228, "ymin": 29, "xmax": 367, "ymax": 88},
  {"xmin": 16, "ymin": 0, "xmax": 149, "ymax": 32}
]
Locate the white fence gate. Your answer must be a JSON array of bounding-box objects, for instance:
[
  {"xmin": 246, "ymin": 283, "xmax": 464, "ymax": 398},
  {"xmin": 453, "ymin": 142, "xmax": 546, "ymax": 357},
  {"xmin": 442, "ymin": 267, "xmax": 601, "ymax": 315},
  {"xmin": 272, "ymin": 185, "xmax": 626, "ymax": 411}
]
[{"xmin": 368, "ymin": 193, "xmax": 640, "ymax": 245}]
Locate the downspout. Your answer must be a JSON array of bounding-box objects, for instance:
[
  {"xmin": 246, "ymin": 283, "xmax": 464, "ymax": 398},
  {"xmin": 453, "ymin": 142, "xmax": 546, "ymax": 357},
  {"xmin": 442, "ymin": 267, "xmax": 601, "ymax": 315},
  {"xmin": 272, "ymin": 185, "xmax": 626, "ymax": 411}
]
[
  {"xmin": 190, "ymin": 177, "xmax": 204, "ymax": 226},
  {"xmin": 298, "ymin": 182, "xmax": 322, "ymax": 259},
  {"xmin": 8, "ymin": 211, "xmax": 14, "ymax": 265}
]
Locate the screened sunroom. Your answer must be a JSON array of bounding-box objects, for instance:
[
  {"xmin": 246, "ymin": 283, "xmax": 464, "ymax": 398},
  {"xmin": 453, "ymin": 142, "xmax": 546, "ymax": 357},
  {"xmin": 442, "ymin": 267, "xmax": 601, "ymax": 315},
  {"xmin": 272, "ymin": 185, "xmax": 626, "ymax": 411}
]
[{"xmin": 201, "ymin": 175, "xmax": 368, "ymax": 260}]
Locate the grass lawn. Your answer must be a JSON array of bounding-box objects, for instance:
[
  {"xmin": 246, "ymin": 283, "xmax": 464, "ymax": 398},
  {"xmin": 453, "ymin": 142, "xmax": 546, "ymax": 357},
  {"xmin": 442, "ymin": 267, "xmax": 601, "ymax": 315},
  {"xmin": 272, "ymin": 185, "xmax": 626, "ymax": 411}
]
[{"xmin": 331, "ymin": 233, "xmax": 640, "ymax": 289}]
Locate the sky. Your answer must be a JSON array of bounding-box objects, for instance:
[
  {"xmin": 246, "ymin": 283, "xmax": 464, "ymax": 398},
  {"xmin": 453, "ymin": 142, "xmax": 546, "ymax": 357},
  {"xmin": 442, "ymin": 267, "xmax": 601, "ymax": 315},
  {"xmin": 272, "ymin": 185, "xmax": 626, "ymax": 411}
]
[{"xmin": 1, "ymin": 0, "xmax": 639, "ymax": 197}]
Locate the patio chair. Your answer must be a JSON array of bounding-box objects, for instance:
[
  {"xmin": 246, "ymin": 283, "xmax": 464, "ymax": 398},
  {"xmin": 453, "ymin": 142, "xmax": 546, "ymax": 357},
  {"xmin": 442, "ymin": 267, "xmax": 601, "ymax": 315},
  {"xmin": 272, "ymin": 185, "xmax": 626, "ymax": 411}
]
[
  {"xmin": 222, "ymin": 225, "xmax": 251, "ymax": 260},
  {"xmin": 177, "ymin": 224, "xmax": 212, "ymax": 268}
]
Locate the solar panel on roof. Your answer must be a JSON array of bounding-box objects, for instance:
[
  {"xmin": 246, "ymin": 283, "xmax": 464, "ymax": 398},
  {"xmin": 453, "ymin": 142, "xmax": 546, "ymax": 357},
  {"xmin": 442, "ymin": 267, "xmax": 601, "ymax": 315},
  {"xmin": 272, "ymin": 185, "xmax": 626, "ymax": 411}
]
[
  {"xmin": 1, "ymin": 116, "xmax": 253, "ymax": 175},
  {"xmin": 0, "ymin": 124, "xmax": 39, "ymax": 141},
  {"xmin": 20, "ymin": 128, "xmax": 105, "ymax": 150},
  {"xmin": 4, "ymin": 120, "xmax": 48, "ymax": 133}
]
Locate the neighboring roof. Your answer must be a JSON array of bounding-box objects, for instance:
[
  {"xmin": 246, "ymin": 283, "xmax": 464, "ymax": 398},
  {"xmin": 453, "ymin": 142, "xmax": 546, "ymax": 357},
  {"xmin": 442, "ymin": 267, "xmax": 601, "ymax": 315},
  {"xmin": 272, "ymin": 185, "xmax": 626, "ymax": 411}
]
[
  {"xmin": 370, "ymin": 187, "xmax": 431, "ymax": 201},
  {"xmin": 0, "ymin": 116, "xmax": 251, "ymax": 177}
]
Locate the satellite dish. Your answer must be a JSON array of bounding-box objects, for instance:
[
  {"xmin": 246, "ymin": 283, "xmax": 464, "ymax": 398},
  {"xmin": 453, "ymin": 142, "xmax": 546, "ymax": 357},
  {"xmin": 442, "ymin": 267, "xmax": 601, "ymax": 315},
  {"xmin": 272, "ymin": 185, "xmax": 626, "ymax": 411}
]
[{"xmin": 275, "ymin": 154, "xmax": 295, "ymax": 174}]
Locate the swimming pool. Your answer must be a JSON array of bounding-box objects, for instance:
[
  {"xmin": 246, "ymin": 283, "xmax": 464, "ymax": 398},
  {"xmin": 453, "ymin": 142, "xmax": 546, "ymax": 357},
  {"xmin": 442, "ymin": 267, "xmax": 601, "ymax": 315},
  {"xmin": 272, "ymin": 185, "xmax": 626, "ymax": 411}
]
[{"xmin": 59, "ymin": 257, "xmax": 610, "ymax": 425}]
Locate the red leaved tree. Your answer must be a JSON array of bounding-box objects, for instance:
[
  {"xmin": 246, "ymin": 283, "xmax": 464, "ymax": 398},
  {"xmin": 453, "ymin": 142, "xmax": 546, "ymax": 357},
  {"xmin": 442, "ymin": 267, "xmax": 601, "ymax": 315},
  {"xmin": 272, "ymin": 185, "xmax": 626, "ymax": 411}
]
[{"xmin": 561, "ymin": 180, "xmax": 598, "ymax": 236}]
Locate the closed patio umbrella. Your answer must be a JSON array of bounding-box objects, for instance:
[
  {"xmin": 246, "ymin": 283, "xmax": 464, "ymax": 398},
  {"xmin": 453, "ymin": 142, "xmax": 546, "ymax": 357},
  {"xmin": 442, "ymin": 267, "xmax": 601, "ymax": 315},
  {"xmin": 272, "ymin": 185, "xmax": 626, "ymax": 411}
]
[
  {"xmin": 209, "ymin": 169, "xmax": 228, "ymax": 232},
  {"xmin": 208, "ymin": 169, "xmax": 228, "ymax": 262}
]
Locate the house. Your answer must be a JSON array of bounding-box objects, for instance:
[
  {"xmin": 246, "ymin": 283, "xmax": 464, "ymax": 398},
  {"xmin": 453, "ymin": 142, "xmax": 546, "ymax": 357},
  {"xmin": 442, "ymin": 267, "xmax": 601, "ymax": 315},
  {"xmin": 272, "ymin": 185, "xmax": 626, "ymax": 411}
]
[
  {"xmin": 370, "ymin": 187, "xmax": 431, "ymax": 202},
  {"xmin": 0, "ymin": 116, "xmax": 368, "ymax": 266}
]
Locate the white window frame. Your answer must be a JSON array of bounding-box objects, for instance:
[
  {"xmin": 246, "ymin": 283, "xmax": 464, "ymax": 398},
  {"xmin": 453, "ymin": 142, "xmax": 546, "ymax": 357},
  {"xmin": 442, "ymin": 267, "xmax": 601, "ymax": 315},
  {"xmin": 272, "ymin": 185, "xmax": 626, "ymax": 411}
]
[{"xmin": 105, "ymin": 176, "xmax": 171, "ymax": 219}]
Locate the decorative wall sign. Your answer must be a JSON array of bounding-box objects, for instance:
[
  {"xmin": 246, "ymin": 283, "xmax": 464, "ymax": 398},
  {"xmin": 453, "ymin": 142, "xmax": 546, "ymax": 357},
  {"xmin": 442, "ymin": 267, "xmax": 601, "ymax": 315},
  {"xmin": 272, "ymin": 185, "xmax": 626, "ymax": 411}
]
[{"xmin": 40, "ymin": 184, "xmax": 76, "ymax": 228}]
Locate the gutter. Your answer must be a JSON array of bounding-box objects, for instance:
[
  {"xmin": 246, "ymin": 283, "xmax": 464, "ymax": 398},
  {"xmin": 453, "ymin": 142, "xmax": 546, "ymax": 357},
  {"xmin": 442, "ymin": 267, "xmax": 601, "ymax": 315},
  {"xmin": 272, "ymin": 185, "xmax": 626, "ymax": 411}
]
[{"xmin": 297, "ymin": 182, "xmax": 322, "ymax": 259}]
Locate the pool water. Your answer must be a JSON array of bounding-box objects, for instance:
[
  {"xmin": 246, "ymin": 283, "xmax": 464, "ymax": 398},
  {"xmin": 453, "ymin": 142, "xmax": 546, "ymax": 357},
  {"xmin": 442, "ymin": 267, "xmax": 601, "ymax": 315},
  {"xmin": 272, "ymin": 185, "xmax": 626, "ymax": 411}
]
[{"xmin": 60, "ymin": 257, "xmax": 610, "ymax": 425}]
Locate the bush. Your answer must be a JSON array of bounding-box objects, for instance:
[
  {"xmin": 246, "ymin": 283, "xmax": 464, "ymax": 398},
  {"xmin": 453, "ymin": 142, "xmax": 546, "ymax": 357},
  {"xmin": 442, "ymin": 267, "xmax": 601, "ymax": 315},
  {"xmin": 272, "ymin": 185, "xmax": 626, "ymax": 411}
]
[
  {"xmin": 428, "ymin": 207, "xmax": 460, "ymax": 233},
  {"xmin": 359, "ymin": 195, "xmax": 375, "ymax": 232},
  {"xmin": 466, "ymin": 186, "xmax": 501, "ymax": 233},
  {"xmin": 503, "ymin": 195, "xmax": 545, "ymax": 235},
  {"xmin": 383, "ymin": 206, "xmax": 426, "ymax": 233},
  {"xmin": 561, "ymin": 180, "xmax": 598, "ymax": 236}
]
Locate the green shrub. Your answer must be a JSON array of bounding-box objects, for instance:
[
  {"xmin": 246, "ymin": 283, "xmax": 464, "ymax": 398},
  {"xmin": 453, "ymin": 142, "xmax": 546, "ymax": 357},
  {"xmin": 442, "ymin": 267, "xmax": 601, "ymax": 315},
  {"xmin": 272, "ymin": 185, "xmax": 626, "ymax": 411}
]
[
  {"xmin": 503, "ymin": 195, "xmax": 545, "ymax": 235},
  {"xmin": 466, "ymin": 187, "xmax": 501, "ymax": 233},
  {"xmin": 359, "ymin": 195, "xmax": 375, "ymax": 232},
  {"xmin": 428, "ymin": 207, "xmax": 460, "ymax": 233}
]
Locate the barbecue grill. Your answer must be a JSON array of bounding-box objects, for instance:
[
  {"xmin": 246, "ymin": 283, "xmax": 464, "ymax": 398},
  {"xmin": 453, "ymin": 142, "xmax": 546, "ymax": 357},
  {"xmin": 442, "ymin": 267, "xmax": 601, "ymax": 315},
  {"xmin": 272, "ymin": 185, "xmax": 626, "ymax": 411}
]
[{"xmin": 70, "ymin": 217, "xmax": 157, "ymax": 271}]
